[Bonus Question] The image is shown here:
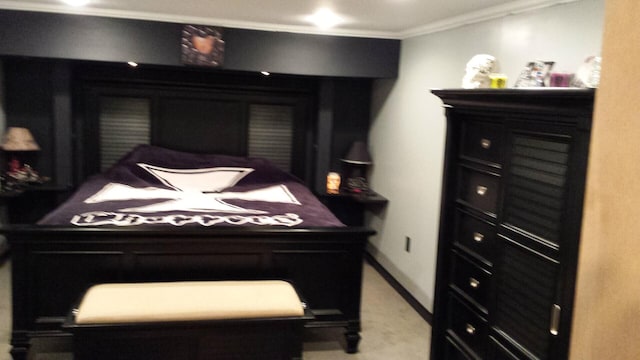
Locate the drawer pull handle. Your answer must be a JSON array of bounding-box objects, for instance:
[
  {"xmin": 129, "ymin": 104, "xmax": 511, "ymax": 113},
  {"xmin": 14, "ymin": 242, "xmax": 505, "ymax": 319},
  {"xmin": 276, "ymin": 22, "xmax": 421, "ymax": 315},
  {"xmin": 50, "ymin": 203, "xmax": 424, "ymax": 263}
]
[
  {"xmin": 550, "ymin": 304, "xmax": 561, "ymax": 336},
  {"xmin": 465, "ymin": 323, "xmax": 476, "ymax": 335},
  {"xmin": 480, "ymin": 138, "xmax": 492, "ymax": 149},
  {"xmin": 469, "ymin": 277, "xmax": 480, "ymax": 289},
  {"xmin": 473, "ymin": 232, "xmax": 484, "ymax": 242},
  {"xmin": 476, "ymin": 186, "xmax": 488, "ymax": 196}
]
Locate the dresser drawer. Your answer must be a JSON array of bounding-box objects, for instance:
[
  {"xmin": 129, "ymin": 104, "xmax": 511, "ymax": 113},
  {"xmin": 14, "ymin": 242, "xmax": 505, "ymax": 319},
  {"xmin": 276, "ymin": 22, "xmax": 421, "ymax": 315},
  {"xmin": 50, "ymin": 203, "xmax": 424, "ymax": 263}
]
[
  {"xmin": 461, "ymin": 120, "xmax": 503, "ymax": 166},
  {"xmin": 445, "ymin": 336, "xmax": 477, "ymax": 360},
  {"xmin": 451, "ymin": 251, "xmax": 491, "ymax": 311},
  {"xmin": 447, "ymin": 295, "xmax": 488, "ymax": 359},
  {"xmin": 458, "ymin": 167, "xmax": 500, "ymax": 215},
  {"xmin": 454, "ymin": 211, "xmax": 496, "ymax": 266}
]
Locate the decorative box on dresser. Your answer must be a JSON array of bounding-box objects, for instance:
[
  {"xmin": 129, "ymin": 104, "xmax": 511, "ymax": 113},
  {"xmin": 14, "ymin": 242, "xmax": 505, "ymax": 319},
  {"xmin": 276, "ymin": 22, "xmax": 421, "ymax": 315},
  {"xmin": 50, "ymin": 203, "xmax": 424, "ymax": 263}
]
[{"xmin": 430, "ymin": 89, "xmax": 595, "ymax": 360}]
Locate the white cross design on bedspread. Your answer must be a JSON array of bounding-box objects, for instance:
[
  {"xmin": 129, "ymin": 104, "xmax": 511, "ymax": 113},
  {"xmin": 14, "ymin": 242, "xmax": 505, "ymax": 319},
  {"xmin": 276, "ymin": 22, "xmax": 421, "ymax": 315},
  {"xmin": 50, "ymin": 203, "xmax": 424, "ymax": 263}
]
[{"xmin": 70, "ymin": 163, "xmax": 304, "ymax": 227}]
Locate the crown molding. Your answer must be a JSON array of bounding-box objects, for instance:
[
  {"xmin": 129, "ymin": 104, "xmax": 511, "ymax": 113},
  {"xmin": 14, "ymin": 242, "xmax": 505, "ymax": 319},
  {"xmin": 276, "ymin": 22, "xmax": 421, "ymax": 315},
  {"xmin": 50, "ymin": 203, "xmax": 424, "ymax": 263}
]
[
  {"xmin": 0, "ymin": 0, "xmax": 402, "ymax": 39},
  {"xmin": 400, "ymin": 0, "xmax": 580, "ymax": 38},
  {"xmin": 0, "ymin": 0, "xmax": 581, "ymax": 40}
]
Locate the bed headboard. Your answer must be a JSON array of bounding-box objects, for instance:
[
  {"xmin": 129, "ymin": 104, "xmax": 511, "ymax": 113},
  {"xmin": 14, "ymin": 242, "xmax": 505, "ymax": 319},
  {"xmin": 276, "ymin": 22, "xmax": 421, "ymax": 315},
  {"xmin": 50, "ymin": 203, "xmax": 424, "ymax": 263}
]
[
  {"xmin": 76, "ymin": 66, "xmax": 314, "ymax": 184},
  {"xmin": 152, "ymin": 97, "xmax": 248, "ymax": 156}
]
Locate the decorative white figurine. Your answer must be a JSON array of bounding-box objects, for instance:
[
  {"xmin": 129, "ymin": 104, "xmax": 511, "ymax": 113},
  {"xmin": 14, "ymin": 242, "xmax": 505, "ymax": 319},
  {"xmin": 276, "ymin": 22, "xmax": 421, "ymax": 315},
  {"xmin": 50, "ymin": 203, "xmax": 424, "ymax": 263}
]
[
  {"xmin": 462, "ymin": 54, "xmax": 498, "ymax": 89},
  {"xmin": 571, "ymin": 56, "xmax": 601, "ymax": 88}
]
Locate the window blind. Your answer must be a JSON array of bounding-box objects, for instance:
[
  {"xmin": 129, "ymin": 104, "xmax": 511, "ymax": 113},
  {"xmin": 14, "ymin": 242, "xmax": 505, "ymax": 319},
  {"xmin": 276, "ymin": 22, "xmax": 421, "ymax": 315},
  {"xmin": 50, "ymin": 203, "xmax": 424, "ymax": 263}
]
[
  {"xmin": 99, "ymin": 97, "xmax": 151, "ymax": 171},
  {"xmin": 248, "ymin": 104, "xmax": 293, "ymax": 172}
]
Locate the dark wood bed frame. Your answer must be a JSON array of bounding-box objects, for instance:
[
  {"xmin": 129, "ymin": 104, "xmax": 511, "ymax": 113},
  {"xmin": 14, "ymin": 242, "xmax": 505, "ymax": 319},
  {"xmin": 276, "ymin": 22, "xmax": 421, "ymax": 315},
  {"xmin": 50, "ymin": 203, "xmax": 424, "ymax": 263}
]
[{"xmin": 5, "ymin": 225, "xmax": 373, "ymax": 359}]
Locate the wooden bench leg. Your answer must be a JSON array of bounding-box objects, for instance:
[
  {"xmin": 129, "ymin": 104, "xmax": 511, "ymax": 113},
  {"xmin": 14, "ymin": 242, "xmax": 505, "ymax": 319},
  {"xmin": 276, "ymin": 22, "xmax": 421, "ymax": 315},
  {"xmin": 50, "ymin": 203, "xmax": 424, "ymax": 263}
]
[
  {"xmin": 345, "ymin": 330, "xmax": 361, "ymax": 353},
  {"xmin": 9, "ymin": 347, "xmax": 28, "ymax": 360},
  {"xmin": 10, "ymin": 331, "xmax": 30, "ymax": 360}
]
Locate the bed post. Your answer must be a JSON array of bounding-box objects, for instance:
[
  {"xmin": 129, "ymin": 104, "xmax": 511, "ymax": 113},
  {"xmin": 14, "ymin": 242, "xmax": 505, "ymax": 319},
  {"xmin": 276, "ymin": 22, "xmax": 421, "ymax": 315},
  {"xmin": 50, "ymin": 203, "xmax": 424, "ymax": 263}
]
[{"xmin": 9, "ymin": 234, "xmax": 30, "ymax": 360}]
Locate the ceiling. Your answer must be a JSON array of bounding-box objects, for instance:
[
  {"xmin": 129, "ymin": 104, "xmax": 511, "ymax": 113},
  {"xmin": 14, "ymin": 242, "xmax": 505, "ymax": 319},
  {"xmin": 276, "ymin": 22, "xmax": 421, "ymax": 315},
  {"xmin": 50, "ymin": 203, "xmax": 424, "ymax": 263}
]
[{"xmin": 0, "ymin": 0, "xmax": 576, "ymax": 39}]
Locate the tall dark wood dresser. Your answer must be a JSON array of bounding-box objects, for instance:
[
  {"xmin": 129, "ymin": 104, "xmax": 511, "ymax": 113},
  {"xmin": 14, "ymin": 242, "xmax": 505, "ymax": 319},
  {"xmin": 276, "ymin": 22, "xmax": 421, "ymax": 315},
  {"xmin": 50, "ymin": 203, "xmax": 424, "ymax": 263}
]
[{"xmin": 430, "ymin": 89, "xmax": 595, "ymax": 360}]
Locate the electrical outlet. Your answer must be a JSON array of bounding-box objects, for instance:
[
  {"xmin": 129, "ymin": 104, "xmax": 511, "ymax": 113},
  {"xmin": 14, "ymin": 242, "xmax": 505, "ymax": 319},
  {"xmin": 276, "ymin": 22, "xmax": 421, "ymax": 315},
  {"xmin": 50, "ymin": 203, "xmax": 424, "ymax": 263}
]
[{"xmin": 405, "ymin": 236, "xmax": 411, "ymax": 252}]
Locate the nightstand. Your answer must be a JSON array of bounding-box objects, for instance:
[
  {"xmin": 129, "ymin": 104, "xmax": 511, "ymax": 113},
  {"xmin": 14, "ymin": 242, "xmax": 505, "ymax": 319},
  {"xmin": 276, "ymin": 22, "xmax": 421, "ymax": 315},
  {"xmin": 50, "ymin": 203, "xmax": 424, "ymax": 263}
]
[
  {"xmin": 0, "ymin": 189, "xmax": 25, "ymax": 258},
  {"xmin": 2, "ymin": 183, "xmax": 71, "ymax": 224},
  {"xmin": 320, "ymin": 190, "xmax": 388, "ymax": 226}
]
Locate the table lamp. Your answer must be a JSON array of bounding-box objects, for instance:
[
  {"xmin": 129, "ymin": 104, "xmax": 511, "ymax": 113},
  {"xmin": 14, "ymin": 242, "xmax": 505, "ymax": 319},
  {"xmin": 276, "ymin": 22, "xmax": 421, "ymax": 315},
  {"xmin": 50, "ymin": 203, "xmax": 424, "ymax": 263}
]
[
  {"xmin": 1, "ymin": 127, "xmax": 41, "ymax": 181},
  {"xmin": 340, "ymin": 141, "xmax": 372, "ymax": 194}
]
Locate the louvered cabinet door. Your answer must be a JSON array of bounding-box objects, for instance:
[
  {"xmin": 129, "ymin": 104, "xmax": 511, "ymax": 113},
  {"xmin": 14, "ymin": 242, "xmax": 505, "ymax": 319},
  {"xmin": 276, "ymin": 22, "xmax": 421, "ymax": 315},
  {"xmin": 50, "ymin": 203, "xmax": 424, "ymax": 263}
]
[
  {"xmin": 492, "ymin": 236, "xmax": 560, "ymax": 359},
  {"xmin": 490, "ymin": 127, "xmax": 576, "ymax": 360}
]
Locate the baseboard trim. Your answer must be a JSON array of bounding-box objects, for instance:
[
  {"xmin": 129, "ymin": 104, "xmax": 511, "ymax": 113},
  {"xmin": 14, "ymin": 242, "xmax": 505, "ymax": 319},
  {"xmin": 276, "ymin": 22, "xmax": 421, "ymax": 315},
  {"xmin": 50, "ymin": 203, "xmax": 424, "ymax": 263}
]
[{"xmin": 364, "ymin": 252, "xmax": 433, "ymax": 325}]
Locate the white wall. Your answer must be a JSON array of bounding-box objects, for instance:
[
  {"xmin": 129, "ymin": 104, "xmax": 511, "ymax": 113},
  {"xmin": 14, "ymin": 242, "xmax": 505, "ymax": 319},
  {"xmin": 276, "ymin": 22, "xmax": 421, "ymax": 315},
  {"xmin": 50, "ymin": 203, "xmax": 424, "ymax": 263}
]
[{"xmin": 367, "ymin": 0, "xmax": 605, "ymax": 312}]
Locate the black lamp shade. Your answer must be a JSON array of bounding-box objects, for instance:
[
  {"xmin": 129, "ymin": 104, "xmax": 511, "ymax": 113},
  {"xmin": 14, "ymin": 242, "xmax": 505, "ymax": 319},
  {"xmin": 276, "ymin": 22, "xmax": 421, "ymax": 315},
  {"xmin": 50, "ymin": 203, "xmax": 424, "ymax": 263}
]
[{"xmin": 341, "ymin": 141, "xmax": 372, "ymax": 165}]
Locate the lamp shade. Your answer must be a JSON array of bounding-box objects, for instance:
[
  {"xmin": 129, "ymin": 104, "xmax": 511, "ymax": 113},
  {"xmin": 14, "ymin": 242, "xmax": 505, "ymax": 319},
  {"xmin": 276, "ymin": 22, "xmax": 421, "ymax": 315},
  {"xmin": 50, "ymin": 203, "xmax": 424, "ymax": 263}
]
[
  {"xmin": 341, "ymin": 141, "xmax": 372, "ymax": 165},
  {"xmin": 1, "ymin": 127, "xmax": 40, "ymax": 151}
]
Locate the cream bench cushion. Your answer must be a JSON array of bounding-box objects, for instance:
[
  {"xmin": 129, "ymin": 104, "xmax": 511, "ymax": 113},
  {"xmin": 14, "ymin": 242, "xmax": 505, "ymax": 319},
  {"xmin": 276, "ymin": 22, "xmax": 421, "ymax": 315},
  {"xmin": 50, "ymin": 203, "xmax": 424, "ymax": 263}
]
[{"xmin": 75, "ymin": 280, "xmax": 305, "ymax": 324}]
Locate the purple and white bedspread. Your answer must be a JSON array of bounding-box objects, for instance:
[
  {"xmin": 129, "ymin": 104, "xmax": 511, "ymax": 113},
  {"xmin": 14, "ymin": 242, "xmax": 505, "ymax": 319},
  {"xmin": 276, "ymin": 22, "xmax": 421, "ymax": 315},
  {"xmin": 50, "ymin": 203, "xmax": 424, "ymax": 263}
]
[{"xmin": 39, "ymin": 145, "xmax": 344, "ymax": 228}]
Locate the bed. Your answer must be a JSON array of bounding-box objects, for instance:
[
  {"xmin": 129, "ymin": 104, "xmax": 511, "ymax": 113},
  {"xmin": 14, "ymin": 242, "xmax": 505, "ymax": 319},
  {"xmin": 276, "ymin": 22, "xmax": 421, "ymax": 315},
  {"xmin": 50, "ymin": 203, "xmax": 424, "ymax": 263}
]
[{"xmin": 4, "ymin": 145, "xmax": 374, "ymax": 360}]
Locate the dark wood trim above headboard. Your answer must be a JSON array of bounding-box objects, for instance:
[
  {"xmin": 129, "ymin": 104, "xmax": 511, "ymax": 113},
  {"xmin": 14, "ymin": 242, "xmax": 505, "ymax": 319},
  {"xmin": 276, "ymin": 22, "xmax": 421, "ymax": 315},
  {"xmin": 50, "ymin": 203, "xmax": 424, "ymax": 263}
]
[{"xmin": 0, "ymin": 9, "xmax": 400, "ymax": 78}]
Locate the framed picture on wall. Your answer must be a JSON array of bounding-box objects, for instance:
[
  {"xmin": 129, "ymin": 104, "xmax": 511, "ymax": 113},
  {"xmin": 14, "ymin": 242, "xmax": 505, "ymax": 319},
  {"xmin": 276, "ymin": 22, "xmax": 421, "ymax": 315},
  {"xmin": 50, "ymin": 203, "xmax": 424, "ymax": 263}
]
[{"xmin": 181, "ymin": 25, "xmax": 225, "ymax": 67}]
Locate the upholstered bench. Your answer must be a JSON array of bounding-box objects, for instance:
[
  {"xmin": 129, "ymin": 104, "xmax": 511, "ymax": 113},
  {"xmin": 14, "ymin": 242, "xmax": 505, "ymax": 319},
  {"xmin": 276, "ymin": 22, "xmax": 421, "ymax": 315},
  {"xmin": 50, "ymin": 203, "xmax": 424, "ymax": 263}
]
[{"xmin": 63, "ymin": 280, "xmax": 309, "ymax": 360}]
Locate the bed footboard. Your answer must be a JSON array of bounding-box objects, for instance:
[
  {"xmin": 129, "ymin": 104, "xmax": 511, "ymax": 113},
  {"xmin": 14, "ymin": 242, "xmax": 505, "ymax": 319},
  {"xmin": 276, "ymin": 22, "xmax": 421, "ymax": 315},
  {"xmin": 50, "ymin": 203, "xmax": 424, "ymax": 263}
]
[{"xmin": 4, "ymin": 225, "xmax": 374, "ymax": 360}]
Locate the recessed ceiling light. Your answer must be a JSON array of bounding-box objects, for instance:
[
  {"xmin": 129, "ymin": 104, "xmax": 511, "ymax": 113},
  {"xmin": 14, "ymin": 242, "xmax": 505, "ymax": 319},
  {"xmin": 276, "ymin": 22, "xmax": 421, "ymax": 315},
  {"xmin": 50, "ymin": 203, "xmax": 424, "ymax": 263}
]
[
  {"xmin": 127, "ymin": 61, "xmax": 139, "ymax": 67},
  {"xmin": 260, "ymin": 71, "xmax": 271, "ymax": 76},
  {"xmin": 305, "ymin": 8, "xmax": 344, "ymax": 29},
  {"xmin": 62, "ymin": 0, "xmax": 90, "ymax": 6}
]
